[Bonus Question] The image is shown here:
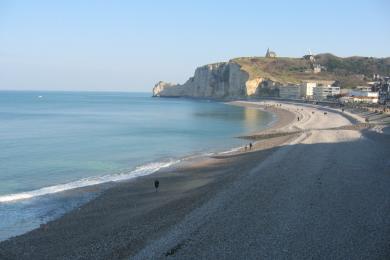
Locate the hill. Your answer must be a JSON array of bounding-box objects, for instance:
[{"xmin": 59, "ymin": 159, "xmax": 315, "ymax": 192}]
[
  {"xmin": 232, "ymin": 54, "xmax": 390, "ymax": 88},
  {"xmin": 152, "ymin": 54, "xmax": 390, "ymax": 98}
]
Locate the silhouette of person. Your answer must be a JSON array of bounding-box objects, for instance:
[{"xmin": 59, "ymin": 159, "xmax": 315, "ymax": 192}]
[{"xmin": 154, "ymin": 180, "xmax": 159, "ymax": 192}]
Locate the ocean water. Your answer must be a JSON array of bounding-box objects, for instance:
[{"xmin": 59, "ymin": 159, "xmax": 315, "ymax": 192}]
[{"xmin": 0, "ymin": 91, "xmax": 274, "ymax": 240}]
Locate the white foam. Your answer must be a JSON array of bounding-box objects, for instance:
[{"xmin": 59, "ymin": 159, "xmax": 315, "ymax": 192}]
[
  {"xmin": 0, "ymin": 159, "xmax": 179, "ymax": 203},
  {"xmin": 218, "ymin": 146, "xmax": 242, "ymax": 155}
]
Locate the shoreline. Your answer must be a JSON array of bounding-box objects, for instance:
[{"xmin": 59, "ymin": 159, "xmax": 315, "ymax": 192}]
[
  {"xmin": 0, "ymin": 100, "xmax": 285, "ymax": 241},
  {"xmin": 0, "ymin": 101, "xmax": 296, "ymax": 252},
  {"xmin": 1, "ymin": 100, "xmax": 389, "ymax": 259},
  {"xmin": 0, "ymin": 100, "xmax": 277, "ymax": 205}
]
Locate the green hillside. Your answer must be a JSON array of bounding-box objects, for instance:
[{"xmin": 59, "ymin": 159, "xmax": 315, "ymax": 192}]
[{"xmin": 231, "ymin": 54, "xmax": 390, "ymax": 88}]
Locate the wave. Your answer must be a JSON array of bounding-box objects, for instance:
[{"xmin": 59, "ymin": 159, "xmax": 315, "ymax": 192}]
[
  {"xmin": 218, "ymin": 146, "xmax": 242, "ymax": 154},
  {"xmin": 0, "ymin": 159, "xmax": 179, "ymax": 203}
]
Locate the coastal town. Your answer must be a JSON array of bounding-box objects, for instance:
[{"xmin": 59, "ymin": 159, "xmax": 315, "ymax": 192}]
[{"xmin": 266, "ymin": 49, "xmax": 390, "ymax": 108}]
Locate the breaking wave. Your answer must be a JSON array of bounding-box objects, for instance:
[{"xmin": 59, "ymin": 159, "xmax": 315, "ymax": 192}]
[{"xmin": 0, "ymin": 159, "xmax": 179, "ymax": 203}]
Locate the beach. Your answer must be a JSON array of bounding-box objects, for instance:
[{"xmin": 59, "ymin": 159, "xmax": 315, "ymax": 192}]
[{"xmin": 0, "ymin": 100, "xmax": 389, "ymax": 259}]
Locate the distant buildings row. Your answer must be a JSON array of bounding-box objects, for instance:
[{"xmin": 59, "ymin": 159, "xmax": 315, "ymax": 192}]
[
  {"xmin": 263, "ymin": 48, "xmax": 390, "ymax": 105},
  {"xmin": 278, "ymin": 82, "xmax": 341, "ymax": 101},
  {"xmin": 340, "ymin": 87, "xmax": 379, "ymax": 104},
  {"xmin": 277, "ymin": 80, "xmax": 390, "ymax": 105}
]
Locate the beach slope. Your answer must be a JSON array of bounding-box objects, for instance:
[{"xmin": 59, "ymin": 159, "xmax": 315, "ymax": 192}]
[{"xmin": 0, "ymin": 101, "xmax": 389, "ymax": 259}]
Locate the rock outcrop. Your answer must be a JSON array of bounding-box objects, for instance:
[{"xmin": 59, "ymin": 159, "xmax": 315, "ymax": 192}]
[
  {"xmin": 152, "ymin": 81, "xmax": 183, "ymax": 97},
  {"xmin": 245, "ymin": 78, "xmax": 264, "ymax": 96},
  {"xmin": 152, "ymin": 61, "xmax": 256, "ymax": 99}
]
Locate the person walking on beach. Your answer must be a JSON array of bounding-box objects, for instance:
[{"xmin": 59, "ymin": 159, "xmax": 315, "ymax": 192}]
[
  {"xmin": 249, "ymin": 143, "xmax": 253, "ymax": 150},
  {"xmin": 154, "ymin": 180, "xmax": 159, "ymax": 192}
]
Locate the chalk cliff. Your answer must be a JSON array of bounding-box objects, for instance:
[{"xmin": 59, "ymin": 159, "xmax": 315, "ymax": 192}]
[
  {"xmin": 152, "ymin": 62, "xmax": 257, "ymax": 99},
  {"xmin": 152, "ymin": 54, "xmax": 390, "ymax": 98}
]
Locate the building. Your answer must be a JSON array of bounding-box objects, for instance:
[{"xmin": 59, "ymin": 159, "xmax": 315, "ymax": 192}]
[
  {"xmin": 340, "ymin": 88, "xmax": 350, "ymax": 95},
  {"xmin": 344, "ymin": 89, "xmax": 379, "ymax": 103},
  {"xmin": 349, "ymin": 90, "xmax": 378, "ymax": 98},
  {"xmin": 302, "ymin": 50, "xmax": 325, "ymax": 73},
  {"xmin": 372, "ymin": 76, "xmax": 390, "ymax": 104},
  {"xmin": 303, "ymin": 54, "xmax": 315, "ymax": 62},
  {"xmin": 265, "ymin": 48, "xmax": 277, "ymax": 58},
  {"xmin": 279, "ymin": 85, "xmax": 301, "ymax": 99},
  {"xmin": 300, "ymin": 82, "xmax": 316, "ymax": 98},
  {"xmin": 340, "ymin": 96, "xmax": 379, "ymax": 104},
  {"xmin": 379, "ymin": 77, "xmax": 390, "ymax": 104},
  {"xmin": 373, "ymin": 73, "xmax": 381, "ymax": 80},
  {"xmin": 303, "ymin": 50, "xmax": 315, "ymax": 62},
  {"xmin": 313, "ymin": 64, "xmax": 322, "ymax": 73},
  {"xmin": 356, "ymin": 86, "xmax": 372, "ymax": 92},
  {"xmin": 338, "ymin": 87, "xmax": 379, "ymax": 104},
  {"xmin": 313, "ymin": 85, "xmax": 340, "ymax": 100}
]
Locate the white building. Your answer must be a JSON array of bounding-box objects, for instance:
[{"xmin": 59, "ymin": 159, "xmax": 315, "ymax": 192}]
[
  {"xmin": 344, "ymin": 89, "xmax": 379, "ymax": 103},
  {"xmin": 313, "ymin": 85, "xmax": 340, "ymax": 100},
  {"xmin": 279, "ymin": 85, "xmax": 301, "ymax": 99},
  {"xmin": 313, "ymin": 64, "xmax": 321, "ymax": 74},
  {"xmin": 300, "ymin": 82, "xmax": 316, "ymax": 98},
  {"xmin": 356, "ymin": 86, "xmax": 372, "ymax": 92},
  {"xmin": 265, "ymin": 48, "xmax": 277, "ymax": 58},
  {"xmin": 340, "ymin": 96, "xmax": 379, "ymax": 104},
  {"xmin": 349, "ymin": 90, "xmax": 379, "ymax": 98}
]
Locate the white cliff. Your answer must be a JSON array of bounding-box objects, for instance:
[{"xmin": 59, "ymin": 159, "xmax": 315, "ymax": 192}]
[
  {"xmin": 152, "ymin": 61, "xmax": 261, "ymax": 99},
  {"xmin": 152, "ymin": 81, "xmax": 184, "ymax": 97}
]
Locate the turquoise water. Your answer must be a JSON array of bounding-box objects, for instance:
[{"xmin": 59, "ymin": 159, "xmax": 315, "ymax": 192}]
[{"xmin": 0, "ymin": 91, "xmax": 274, "ymax": 240}]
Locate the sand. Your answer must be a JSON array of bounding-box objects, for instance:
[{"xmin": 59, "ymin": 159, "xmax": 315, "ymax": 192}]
[{"xmin": 0, "ymin": 100, "xmax": 389, "ymax": 260}]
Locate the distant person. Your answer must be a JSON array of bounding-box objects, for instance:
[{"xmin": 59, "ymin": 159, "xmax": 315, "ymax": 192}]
[
  {"xmin": 249, "ymin": 143, "xmax": 253, "ymax": 150},
  {"xmin": 154, "ymin": 180, "xmax": 159, "ymax": 192}
]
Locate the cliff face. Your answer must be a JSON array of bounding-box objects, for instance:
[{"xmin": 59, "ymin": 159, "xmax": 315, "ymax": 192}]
[
  {"xmin": 153, "ymin": 54, "xmax": 390, "ymax": 97},
  {"xmin": 153, "ymin": 62, "xmax": 255, "ymax": 98}
]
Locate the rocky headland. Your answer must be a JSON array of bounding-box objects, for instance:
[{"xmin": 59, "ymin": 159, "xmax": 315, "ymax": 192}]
[{"xmin": 152, "ymin": 54, "xmax": 390, "ymax": 99}]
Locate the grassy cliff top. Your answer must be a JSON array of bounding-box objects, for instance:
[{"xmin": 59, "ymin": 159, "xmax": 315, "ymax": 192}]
[{"xmin": 231, "ymin": 54, "xmax": 390, "ymax": 88}]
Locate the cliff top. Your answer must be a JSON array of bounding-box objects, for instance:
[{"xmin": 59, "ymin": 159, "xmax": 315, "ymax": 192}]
[{"xmin": 231, "ymin": 54, "xmax": 390, "ymax": 88}]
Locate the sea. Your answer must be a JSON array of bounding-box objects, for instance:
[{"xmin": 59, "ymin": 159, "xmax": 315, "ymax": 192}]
[{"xmin": 0, "ymin": 91, "xmax": 274, "ymax": 241}]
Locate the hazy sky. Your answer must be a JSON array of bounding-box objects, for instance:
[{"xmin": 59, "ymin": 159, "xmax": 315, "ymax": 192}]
[{"xmin": 1, "ymin": 0, "xmax": 389, "ymax": 92}]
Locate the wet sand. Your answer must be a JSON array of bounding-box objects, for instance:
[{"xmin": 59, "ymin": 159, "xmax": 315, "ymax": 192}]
[{"xmin": 1, "ymin": 100, "xmax": 389, "ymax": 259}]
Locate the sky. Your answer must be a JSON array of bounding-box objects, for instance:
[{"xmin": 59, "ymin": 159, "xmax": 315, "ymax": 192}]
[{"xmin": 0, "ymin": 0, "xmax": 389, "ymax": 92}]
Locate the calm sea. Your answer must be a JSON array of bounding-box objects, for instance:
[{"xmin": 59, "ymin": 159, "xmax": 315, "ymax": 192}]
[{"xmin": 0, "ymin": 91, "xmax": 274, "ymax": 240}]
